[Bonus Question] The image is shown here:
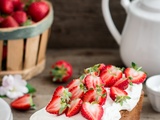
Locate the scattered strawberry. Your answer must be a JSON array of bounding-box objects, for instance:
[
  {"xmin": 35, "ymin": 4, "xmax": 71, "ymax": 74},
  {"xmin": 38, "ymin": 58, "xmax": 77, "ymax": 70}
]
[
  {"xmin": 81, "ymin": 102, "xmax": 103, "ymax": 120},
  {"xmin": 46, "ymin": 96, "xmax": 68, "ymax": 115},
  {"xmin": 65, "ymin": 98, "xmax": 82, "ymax": 117},
  {"xmin": 110, "ymin": 87, "xmax": 130, "ymax": 105},
  {"xmin": 113, "ymin": 77, "xmax": 129, "ymax": 90},
  {"xmin": 11, "ymin": 94, "xmax": 35, "ymax": 111},
  {"xmin": 84, "ymin": 74, "xmax": 104, "ymax": 89},
  {"xmin": 12, "ymin": 11, "xmax": 27, "ymax": 25},
  {"xmin": 0, "ymin": 16, "xmax": 19, "ymax": 28},
  {"xmin": 27, "ymin": 1, "xmax": 49, "ymax": 22},
  {"xmin": 0, "ymin": 0, "xmax": 14, "ymax": 14},
  {"xmin": 50, "ymin": 60, "xmax": 73, "ymax": 82},
  {"xmin": 100, "ymin": 65, "xmax": 123, "ymax": 87},
  {"xmin": 124, "ymin": 62, "xmax": 147, "ymax": 84}
]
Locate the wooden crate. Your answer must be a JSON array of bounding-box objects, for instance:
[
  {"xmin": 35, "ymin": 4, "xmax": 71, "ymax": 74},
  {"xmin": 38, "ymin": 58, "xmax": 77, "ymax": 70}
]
[{"xmin": 0, "ymin": 1, "xmax": 54, "ymax": 80}]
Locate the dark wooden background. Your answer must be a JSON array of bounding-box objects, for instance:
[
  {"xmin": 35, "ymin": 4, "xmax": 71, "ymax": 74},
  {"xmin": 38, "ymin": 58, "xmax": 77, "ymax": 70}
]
[{"xmin": 48, "ymin": 0, "xmax": 126, "ymax": 49}]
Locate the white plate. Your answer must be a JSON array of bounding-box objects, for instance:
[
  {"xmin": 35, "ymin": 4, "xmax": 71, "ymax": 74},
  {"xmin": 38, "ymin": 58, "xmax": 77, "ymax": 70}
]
[{"xmin": 0, "ymin": 98, "xmax": 13, "ymax": 120}]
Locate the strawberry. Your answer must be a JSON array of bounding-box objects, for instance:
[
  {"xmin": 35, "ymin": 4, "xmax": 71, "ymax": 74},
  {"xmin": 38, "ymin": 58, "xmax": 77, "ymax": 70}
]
[
  {"xmin": 66, "ymin": 79, "xmax": 82, "ymax": 91},
  {"xmin": 0, "ymin": 0, "xmax": 14, "ymax": 14},
  {"xmin": 12, "ymin": 0, "xmax": 20, "ymax": 7},
  {"xmin": 110, "ymin": 87, "xmax": 130, "ymax": 105},
  {"xmin": 113, "ymin": 77, "xmax": 129, "ymax": 90},
  {"xmin": 12, "ymin": 11, "xmax": 27, "ymax": 25},
  {"xmin": 69, "ymin": 85, "xmax": 85, "ymax": 100},
  {"xmin": 84, "ymin": 74, "xmax": 104, "ymax": 89},
  {"xmin": 11, "ymin": 94, "xmax": 35, "ymax": 111},
  {"xmin": 0, "ymin": 16, "xmax": 19, "ymax": 28},
  {"xmin": 84, "ymin": 63, "xmax": 105, "ymax": 76},
  {"xmin": 27, "ymin": 1, "xmax": 49, "ymax": 22},
  {"xmin": 81, "ymin": 102, "xmax": 103, "ymax": 120},
  {"xmin": 50, "ymin": 60, "xmax": 73, "ymax": 82},
  {"xmin": 46, "ymin": 96, "xmax": 68, "ymax": 115},
  {"xmin": 100, "ymin": 65, "xmax": 123, "ymax": 87},
  {"xmin": 65, "ymin": 98, "xmax": 83, "ymax": 117},
  {"xmin": 14, "ymin": 1, "xmax": 25, "ymax": 11},
  {"xmin": 83, "ymin": 86, "xmax": 107, "ymax": 105},
  {"xmin": 0, "ymin": 16, "xmax": 4, "ymax": 23},
  {"xmin": 124, "ymin": 62, "xmax": 147, "ymax": 84}
]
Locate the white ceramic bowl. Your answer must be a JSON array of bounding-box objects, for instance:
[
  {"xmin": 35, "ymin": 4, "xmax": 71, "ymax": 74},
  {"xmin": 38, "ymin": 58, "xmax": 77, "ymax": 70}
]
[{"xmin": 146, "ymin": 75, "xmax": 160, "ymax": 112}]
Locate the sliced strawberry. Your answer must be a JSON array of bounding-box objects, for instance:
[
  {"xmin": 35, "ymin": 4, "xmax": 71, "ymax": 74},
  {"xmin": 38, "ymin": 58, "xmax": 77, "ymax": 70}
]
[
  {"xmin": 66, "ymin": 79, "xmax": 82, "ymax": 91},
  {"xmin": 124, "ymin": 62, "xmax": 147, "ymax": 84},
  {"xmin": 110, "ymin": 87, "xmax": 130, "ymax": 105},
  {"xmin": 65, "ymin": 98, "xmax": 83, "ymax": 117},
  {"xmin": 46, "ymin": 96, "xmax": 68, "ymax": 115},
  {"xmin": 11, "ymin": 94, "xmax": 35, "ymax": 111},
  {"xmin": 84, "ymin": 74, "xmax": 104, "ymax": 89},
  {"xmin": 83, "ymin": 86, "xmax": 107, "ymax": 105},
  {"xmin": 81, "ymin": 102, "xmax": 103, "ymax": 120},
  {"xmin": 69, "ymin": 86, "xmax": 85, "ymax": 100},
  {"xmin": 53, "ymin": 86, "xmax": 71, "ymax": 102},
  {"xmin": 100, "ymin": 65, "xmax": 123, "ymax": 87},
  {"xmin": 113, "ymin": 77, "xmax": 129, "ymax": 90}
]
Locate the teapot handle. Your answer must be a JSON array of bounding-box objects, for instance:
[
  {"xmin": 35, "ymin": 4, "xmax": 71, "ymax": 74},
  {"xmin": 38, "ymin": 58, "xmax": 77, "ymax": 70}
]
[{"xmin": 102, "ymin": 0, "xmax": 130, "ymax": 45}]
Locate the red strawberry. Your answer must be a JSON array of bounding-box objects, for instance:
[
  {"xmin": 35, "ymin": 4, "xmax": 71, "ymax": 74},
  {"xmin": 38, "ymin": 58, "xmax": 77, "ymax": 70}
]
[
  {"xmin": 69, "ymin": 85, "xmax": 85, "ymax": 100},
  {"xmin": 81, "ymin": 102, "xmax": 103, "ymax": 120},
  {"xmin": 83, "ymin": 86, "xmax": 107, "ymax": 105},
  {"xmin": 124, "ymin": 62, "xmax": 147, "ymax": 84},
  {"xmin": 27, "ymin": 1, "xmax": 49, "ymax": 22},
  {"xmin": 14, "ymin": 1, "xmax": 25, "ymax": 11},
  {"xmin": 12, "ymin": 11, "xmax": 27, "ymax": 25},
  {"xmin": 0, "ymin": 16, "xmax": 19, "ymax": 28},
  {"xmin": 12, "ymin": 0, "xmax": 20, "ymax": 7},
  {"xmin": 50, "ymin": 60, "xmax": 73, "ymax": 82},
  {"xmin": 11, "ymin": 94, "xmax": 35, "ymax": 111},
  {"xmin": 66, "ymin": 79, "xmax": 82, "ymax": 91},
  {"xmin": 100, "ymin": 65, "xmax": 123, "ymax": 87},
  {"xmin": 46, "ymin": 96, "xmax": 68, "ymax": 115},
  {"xmin": 53, "ymin": 86, "xmax": 71, "ymax": 102},
  {"xmin": 84, "ymin": 74, "xmax": 104, "ymax": 89},
  {"xmin": 0, "ymin": 16, "xmax": 4, "ymax": 23},
  {"xmin": 65, "ymin": 98, "xmax": 82, "ymax": 117},
  {"xmin": 110, "ymin": 87, "xmax": 130, "ymax": 105},
  {"xmin": 0, "ymin": 0, "xmax": 14, "ymax": 14},
  {"xmin": 113, "ymin": 77, "xmax": 129, "ymax": 90}
]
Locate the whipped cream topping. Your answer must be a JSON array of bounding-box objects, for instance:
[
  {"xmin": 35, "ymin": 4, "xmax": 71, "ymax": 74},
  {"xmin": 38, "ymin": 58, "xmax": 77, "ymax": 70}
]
[{"xmin": 30, "ymin": 83, "xmax": 142, "ymax": 120}]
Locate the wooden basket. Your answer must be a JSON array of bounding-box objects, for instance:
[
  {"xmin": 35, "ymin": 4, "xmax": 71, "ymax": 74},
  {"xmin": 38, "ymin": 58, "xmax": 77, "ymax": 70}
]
[{"xmin": 0, "ymin": 1, "xmax": 54, "ymax": 80}]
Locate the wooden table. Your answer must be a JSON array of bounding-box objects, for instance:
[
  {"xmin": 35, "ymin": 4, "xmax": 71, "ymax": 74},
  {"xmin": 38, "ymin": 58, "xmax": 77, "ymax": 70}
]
[{"xmin": 3, "ymin": 49, "xmax": 160, "ymax": 120}]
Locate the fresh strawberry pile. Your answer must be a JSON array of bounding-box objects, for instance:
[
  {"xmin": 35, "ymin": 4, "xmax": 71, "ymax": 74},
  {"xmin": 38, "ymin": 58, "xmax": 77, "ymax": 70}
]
[
  {"xmin": 0, "ymin": 0, "xmax": 49, "ymax": 28},
  {"xmin": 46, "ymin": 62, "xmax": 147, "ymax": 120}
]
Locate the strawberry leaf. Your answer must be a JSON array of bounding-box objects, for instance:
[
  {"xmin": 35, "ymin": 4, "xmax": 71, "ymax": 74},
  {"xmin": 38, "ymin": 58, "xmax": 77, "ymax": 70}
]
[{"xmin": 26, "ymin": 83, "xmax": 36, "ymax": 93}]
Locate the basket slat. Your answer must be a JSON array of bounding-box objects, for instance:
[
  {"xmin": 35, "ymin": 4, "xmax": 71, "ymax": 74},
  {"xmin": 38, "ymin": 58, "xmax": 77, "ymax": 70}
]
[
  {"xmin": 37, "ymin": 29, "xmax": 49, "ymax": 63},
  {"xmin": 0, "ymin": 41, "xmax": 3, "ymax": 70},
  {"xmin": 24, "ymin": 36, "xmax": 40, "ymax": 69},
  {"xmin": 7, "ymin": 40, "xmax": 23, "ymax": 71}
]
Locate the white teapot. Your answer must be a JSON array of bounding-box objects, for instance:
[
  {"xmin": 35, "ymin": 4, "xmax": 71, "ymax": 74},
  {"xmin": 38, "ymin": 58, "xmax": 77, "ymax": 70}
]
[{"xmin": 102, "ymin": 0, "xmax": 160, "ymax": 76}]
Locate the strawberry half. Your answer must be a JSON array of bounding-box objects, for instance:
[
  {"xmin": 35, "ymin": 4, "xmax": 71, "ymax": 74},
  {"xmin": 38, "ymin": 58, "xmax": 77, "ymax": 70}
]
[
  {"xmin": 81, "ymin": 102, "xmax": 103, "ymax": 120},
  {"xmin": 83, "ymin": 86, "xmax": 107, "ymax": 105},
  {"xmin": 46, "ymin": 96, "xmax": 68, "ymax": 115},
  {"xmin": 100, "ymin": 65, "xmax": 123, "ymax": 87},
  {"xmin": 113, "ymin": 77, "xmax": 129, "ymax": 90},
  {"xmin": 66, "ymin": 79, "xmax": 82, "ymax": 91},
  {"xmin": 124, "ymin": 62, "xmax": 147, "ymax": 84},
  {"xmin": 65, "ymin": 98, "xmax": 83, "ymax": 117},
  {"xmin": 11, "ymin": 94, "xmax": 35, "ymax": 111},
  {"xmin": 110, "ymin": 87, "xmax": 130, "ymax": 105},
  {"xmin": 84, "ymin": 74, "xmax": 104, "ymax": 89}
]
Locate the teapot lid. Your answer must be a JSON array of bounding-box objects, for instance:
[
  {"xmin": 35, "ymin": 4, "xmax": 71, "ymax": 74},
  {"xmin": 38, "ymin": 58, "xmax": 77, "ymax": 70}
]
[{"xmin": 140, "ymin": 0, "xmax": 160, "ymax": 12}]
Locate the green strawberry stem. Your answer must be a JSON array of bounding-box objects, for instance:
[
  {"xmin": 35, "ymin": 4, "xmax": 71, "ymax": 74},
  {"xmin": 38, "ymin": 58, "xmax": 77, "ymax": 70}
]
[
  {"xmin": 132, "ymin": 62, "xmax": 142, "ymax": 71},
  {"xmin": 115, "ymin": 96, "xmax": 131, "ymax": 106}
]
